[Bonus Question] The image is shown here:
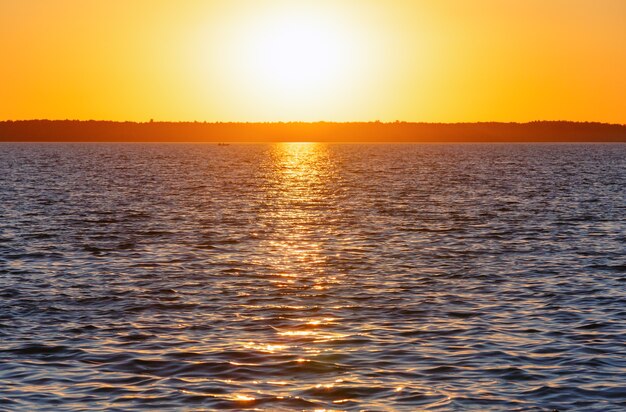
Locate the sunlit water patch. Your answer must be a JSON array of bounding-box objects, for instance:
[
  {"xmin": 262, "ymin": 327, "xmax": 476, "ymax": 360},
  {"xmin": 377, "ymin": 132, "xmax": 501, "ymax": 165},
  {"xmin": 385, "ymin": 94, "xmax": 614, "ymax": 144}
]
[{"xmin": 0, "ymin": 143, "xmax": 625, "ymax": 411}]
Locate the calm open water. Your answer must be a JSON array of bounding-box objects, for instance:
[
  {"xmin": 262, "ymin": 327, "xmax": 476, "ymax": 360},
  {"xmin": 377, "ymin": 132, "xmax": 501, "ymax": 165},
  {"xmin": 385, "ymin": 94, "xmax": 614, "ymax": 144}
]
[{"xmin": 0, "ymin": 143, "xmax": 625, "ymax": 411}]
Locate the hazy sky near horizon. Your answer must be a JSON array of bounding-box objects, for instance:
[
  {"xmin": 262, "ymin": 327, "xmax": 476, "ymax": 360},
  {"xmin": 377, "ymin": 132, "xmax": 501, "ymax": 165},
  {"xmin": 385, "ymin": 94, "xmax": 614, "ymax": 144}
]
[{"xmin": 1, "ymin": 0, "xmax": 625, "ymax": 123}]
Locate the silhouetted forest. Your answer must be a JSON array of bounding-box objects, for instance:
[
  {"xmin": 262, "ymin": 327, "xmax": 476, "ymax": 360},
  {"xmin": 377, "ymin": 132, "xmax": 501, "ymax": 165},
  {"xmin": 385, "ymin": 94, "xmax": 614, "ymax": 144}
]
[{"xmin": 1, "ymin": 120, "xmax": 625, "ymax": 142}]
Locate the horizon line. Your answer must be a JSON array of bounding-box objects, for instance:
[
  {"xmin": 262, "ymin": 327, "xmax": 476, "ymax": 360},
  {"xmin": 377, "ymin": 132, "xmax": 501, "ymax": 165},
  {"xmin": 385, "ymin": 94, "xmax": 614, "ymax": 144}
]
[
  {"xmin": 2, "ymin": 119, "xmax": 626, "ymax": 126},
  {"xmin": 2, "ymin": 119, "xmax": 625, "ymax": 143}
]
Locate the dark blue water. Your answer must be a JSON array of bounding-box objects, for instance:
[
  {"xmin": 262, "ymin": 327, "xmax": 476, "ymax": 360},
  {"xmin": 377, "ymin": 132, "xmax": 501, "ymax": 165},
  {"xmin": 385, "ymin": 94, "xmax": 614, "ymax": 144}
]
[{"xmin": 1, "ymin": 143, "xmax": 625, "ymax": 411}]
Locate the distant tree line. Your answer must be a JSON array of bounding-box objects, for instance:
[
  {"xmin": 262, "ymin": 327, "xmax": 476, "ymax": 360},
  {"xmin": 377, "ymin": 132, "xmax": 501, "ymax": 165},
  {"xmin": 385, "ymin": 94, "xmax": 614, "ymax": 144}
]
[{"xmin": 0, "ymin": 120, "xmax": 625, "ymax": 142}]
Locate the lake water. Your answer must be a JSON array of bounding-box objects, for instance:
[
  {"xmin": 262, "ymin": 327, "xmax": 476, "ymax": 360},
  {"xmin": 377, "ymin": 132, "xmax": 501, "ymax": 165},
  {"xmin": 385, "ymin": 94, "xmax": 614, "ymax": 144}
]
[{"xmin": 1, "ymin": 143, "xmax": 625, "ymax": 411}]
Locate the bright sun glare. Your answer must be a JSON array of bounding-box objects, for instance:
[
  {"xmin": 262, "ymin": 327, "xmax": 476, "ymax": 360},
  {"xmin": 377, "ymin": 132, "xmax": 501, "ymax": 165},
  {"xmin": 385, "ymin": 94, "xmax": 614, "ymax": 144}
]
[
  {"xmin": 248, "ymin": 18, "xmax": 346, "ymax": 95},
  {"xmin": 204, "ymin": 3, "xmax": 377, "ymax": 119}
]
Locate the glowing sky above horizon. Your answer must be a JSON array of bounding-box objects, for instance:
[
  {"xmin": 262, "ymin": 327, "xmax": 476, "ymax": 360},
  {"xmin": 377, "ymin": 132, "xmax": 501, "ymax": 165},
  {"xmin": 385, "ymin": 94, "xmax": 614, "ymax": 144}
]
[{"xmin": 1, "ymin": 0, "xmax": 625, "ymax": 123}]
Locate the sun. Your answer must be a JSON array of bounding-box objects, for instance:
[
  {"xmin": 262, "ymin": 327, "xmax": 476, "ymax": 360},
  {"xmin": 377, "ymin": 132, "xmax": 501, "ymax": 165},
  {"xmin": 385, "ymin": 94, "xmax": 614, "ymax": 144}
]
[
  {"xmin": 247, "ymin": 17, "xmax": 347, "ymax": 95},
  {"xmin": 233, "ymin": 6, "xmax": 356, "ymax": 102},
  {"xmin": 202, "ymin": 2, "xmax": 378, "ymax": 120}
]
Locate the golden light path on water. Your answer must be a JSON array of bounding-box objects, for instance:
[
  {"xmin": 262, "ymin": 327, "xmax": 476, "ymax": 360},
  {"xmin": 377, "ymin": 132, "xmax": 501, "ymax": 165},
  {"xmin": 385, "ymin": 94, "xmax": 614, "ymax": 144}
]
[{"xmin": 233, "ymin": 143, "xmax": 352, "ymax": 408}]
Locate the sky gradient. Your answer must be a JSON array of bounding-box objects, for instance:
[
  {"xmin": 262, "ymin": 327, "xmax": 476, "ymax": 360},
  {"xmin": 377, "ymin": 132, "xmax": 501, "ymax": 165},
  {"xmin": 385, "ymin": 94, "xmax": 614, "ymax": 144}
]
[{"xmin": 1, "ymin": 0, "xmax": 625, "ymax": 123}]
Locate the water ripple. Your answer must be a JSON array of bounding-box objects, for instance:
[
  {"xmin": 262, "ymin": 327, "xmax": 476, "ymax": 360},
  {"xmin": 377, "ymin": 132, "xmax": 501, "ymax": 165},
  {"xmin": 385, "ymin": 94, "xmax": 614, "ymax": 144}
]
[{"xmin": 0, "ymin": 143, "xmax": 625, "ymax": 411}]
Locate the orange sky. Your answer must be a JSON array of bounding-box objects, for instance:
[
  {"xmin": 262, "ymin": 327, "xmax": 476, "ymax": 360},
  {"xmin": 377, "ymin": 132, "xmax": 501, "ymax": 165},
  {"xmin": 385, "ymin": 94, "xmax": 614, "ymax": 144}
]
[{"xmin": 1, "ymin": 0, "xmax": 625, "ymax": 123}]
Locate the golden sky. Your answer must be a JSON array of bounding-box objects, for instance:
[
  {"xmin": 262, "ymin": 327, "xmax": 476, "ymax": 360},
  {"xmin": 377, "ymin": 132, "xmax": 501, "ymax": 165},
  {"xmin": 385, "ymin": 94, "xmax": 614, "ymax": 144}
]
[{"xmin": 1, "ymin": 0, "xmax": 625, "ymax": 123}]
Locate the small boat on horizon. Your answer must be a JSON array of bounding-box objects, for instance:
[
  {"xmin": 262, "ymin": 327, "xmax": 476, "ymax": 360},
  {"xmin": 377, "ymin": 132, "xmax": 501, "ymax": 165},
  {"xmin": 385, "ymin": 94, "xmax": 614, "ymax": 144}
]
[{"xmin": 217, "ymin": 143, "xmax": 230, "ymax": 146}]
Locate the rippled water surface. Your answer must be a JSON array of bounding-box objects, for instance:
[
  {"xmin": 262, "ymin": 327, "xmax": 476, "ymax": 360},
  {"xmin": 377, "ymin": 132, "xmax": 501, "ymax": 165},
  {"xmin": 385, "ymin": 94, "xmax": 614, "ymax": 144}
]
[{"xmin": 1, "ymin": 143, "xmax": 625, "ymax": 411}]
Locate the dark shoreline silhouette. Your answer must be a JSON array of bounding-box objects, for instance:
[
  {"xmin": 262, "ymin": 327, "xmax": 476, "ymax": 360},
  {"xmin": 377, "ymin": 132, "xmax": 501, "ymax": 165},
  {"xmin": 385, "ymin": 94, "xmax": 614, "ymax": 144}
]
[{"xmin": 1, "ymin": 120, "xmax": 625, "ymax": 142}]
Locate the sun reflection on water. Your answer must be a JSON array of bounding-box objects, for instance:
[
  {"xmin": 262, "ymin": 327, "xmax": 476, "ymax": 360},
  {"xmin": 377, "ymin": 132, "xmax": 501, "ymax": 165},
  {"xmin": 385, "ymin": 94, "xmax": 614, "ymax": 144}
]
[
  {"xmin": 233, "ymin": 393, "xmax": 256, "ymax": 402},
  {"xmin": 227, "ymin": 142, "xmax": 354, "ymax": 406},
  {"xmin": 259, "ymin": 142, "xmax": 336, "ymax": 286}
]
